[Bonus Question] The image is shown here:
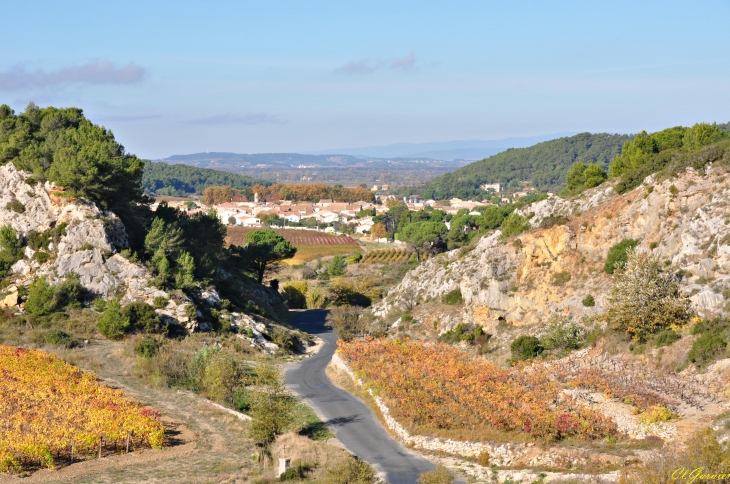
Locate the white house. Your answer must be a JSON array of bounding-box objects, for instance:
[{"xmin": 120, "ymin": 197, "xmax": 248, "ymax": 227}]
[{"xmin": 240, "ymin": 217, "xmax": 261, "ymax": 227}]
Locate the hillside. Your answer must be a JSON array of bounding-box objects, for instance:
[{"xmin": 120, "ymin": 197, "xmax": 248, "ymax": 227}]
[
  {"xmin": 143, "ymin": 161, "xmax": 271, "ymax": 197},
  {"xmin": 351, "ymin": 138, "xmax": 730, "ymax": 480},
  {"xmin": 420, "ymin": 132, "xmax": 633, "ymax": 199}
]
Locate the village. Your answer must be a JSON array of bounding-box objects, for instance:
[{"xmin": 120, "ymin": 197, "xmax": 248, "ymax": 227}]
[{"xmin": 152, "ymin": 182, "xmax": 544, "ymax": 237}]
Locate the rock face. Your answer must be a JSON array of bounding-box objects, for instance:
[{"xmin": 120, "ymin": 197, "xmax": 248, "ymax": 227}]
[
  {"xmin": 0, "ymin": 164, "xmax": 199, "ymax": 330},
  {"xmin": 376, "ymin": 165, "xmax": 730, "ymax": 330}
]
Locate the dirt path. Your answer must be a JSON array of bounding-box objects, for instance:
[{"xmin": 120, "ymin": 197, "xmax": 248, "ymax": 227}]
[{"xmin": 0, "ymin": 341, "xmax": 258, "ymax": 484}]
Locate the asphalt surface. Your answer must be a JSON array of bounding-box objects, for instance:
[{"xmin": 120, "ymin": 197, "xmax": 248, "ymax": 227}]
[{"xmin": 284, "ymin": 310, "xmax": 436, "ymax": 484}]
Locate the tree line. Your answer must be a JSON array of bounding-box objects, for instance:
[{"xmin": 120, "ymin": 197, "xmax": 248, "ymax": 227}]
[
  {"xmin": 143, "ymin": 161, "xmax": 270, "ymax": 197},
  {"xmin": 202, "ymin": 183, "xmax": 375, "ymax": 205}
]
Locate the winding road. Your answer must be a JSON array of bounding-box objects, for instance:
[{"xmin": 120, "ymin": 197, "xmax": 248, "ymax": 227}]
[{"xmin": 285, "ymin": 310, "xmax": 435, "ymax": 484}]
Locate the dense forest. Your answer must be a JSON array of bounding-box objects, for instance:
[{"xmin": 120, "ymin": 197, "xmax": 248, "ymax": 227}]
[
  {"xmin": 420, "ymin": 132, "xmax": 633, "ymax": 200},
  {"xmin": 143, "ymin": 161, "xmax": 271, "ymax": 197}
]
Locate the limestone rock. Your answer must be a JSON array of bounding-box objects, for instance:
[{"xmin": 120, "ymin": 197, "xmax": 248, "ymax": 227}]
[{"xmin": 376, "ymin": 165, "xmax": 730, "ymax": 328}]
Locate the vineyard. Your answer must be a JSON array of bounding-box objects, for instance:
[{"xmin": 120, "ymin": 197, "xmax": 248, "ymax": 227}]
[
  {"xmin": 227, "ymin": 227, "xmax": 360, "ymax": 263},
  {"xmin": 0, "ymin": 346, "xmax": 165, "ymax": 473},
  {"xmin": 338, "ymin": 338, "xmax": 618, "ymax": 442},
  {"xmin": 361, "ymin": 248, "xmax": 422, "ymax": 263}
]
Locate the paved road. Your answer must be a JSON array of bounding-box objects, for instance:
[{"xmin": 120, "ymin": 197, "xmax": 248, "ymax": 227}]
[{"xmin": 285, "ymin": 310, "xmax": 435, "ymax": 484}]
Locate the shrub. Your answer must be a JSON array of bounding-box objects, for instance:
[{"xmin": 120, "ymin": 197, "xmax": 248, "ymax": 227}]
[
  {"xmin": 201, "ymin": 350, "xmax": 239, "ymax": 404},
  {"xmin": 45, "ymin": 329, "xmax": 73, "ymax": 347},
  {"xmin": 248, "ymin": 362, "xmax": 295, "ymax": 448},
  {"xmin": 326, "ymin": 306, "xmax": 366, "ymax": 341},
  {"xmin": 122, "ymin": 302, "xmax": 165, "ymax": 333},
  {"xmin": 638, "ymin": 405, "xmax": 676, "ymax": 424},
  {"xmin": 539, "ymin": 313, "xmax": 586, "ymax": 352},
  {"xmin": 97, "ymin": 299, "xmax": 131, "ymax": 339},
  {"xmin": 500, "ymin": 212, "xmax": 531, "ymax": 239},
  {"xmin": 5, "ymin": 199, "xmax": 25, "ymax": 214},
  {"xmin": 134, "ymin": 337, "xmax": 159, "ymax": 358},
  {"xmin": 654, "ymin": 330, "xmax": 681, "ymax": 348},
  {"xmin": 687, "ymin": 333, "xmax": 726, "ymax": 368},
  {"xmin": 280, "ymin": 468, "xmax": 300, "ymax": 481},
  {"xmin": 510, "ymin": 335, "xmax": 543, "ymax": 361},
  {"xmin": 551, "ymin": 271, "xmax": 571, "ymax": 286},
  {"xmin": 604, "ymin": 238, "xmax": 641, "ymax": 274},
  {"xmin": 305, "ymin": 287, "xmax": 326, "ymax": 309},
  {"xmin": 328, "ymin": 255, "xmax": 347, "ymax": 277},
  {"xmin": 281, "ymin": 281, "xmax": 307, "ymax": 309},
  {"xmin": 152, "ymin": 296, "xmax": 169, "ymax": 309},
  {"xmin": 417, "ymin": 464, "xmax": 454, "ymax": 484},
  {"xmin": 346, "ymin": 253, "xmax": 362, "ymax": 264},
  {"xmin": 320, "ymin": 456, "xmax": 378, "ymax": 484},
  {"xmin": 476, "ymin": 451, "xmax": 490, "ymax": 467},
  {"xmin": 582, "ymin": 294, "xmax": 595, "ymax": 307},
  {"xmin": 606, "ymin": 249, "xmax": 692, "ymax": 342},
  {"xmin": 441, "ymin": 288, "xmax": 463, "ymax": 305},
  {"xmin": 32, "ymin": 250, "xmax": 51, "ymax": 264},
  {"xmin": 54, "ymin": 272, "xmax": 85, "ymax": 309},
  {"xmin": 25, "ymin": 277, "xmax": 57, "ymax": 316}
]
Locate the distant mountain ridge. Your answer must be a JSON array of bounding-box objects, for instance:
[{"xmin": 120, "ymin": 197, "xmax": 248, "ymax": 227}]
[{"xmin": 304, "ymin": 133, "xmax": 577, "ymax": 160}]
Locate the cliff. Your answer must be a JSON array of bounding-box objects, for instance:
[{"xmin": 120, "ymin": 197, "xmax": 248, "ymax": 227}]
[{"xmin": 375, "ymin": 164, "xmax": 730, "ymax": 331}]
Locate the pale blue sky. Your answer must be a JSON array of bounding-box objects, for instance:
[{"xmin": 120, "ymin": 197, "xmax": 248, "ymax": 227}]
[{"xmin": 2, "ymin": 1, "xmax": 729, "ymax": 159}]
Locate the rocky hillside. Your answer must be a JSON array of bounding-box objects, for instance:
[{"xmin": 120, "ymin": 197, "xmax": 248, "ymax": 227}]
[
  {"xmin": 375, "ymin": 163, "xmax": 730, "ymax": 332},
  {"xmin": 0, "ymin": 163, "xmax": 283, "ymax": 339}
]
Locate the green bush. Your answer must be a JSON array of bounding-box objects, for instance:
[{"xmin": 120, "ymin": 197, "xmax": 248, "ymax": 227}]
[
  {"xmin": 134, "ymin": 337, "xmax": 159, "ymax": 358},
  {"xmin": 654, "ymin": 330, "xmax": 681, "ymax": 348},
  {"xmin": 500, "ymin": 212, "xmax": 531, "ymax": 239},
  {"xmin": 152, "ymin": 296, "xmax": 169, "ymax": 309},
  {"xmin": 233, "ymin": 388, "xmax": 253, "ymax": 413},
  {"xmin": 122, "ymin": 302, "xmax": 165, "ymax": 334},
  {"xmin": 441, "ymin": 288, "xmax": 463, "ymax": 305},
  {"xmin": 54, "ymin": 272, "xmax": 85, "ymax": 309},
  {"xmin": 510, "ymin": 335, "xmax": 543, "ymax": 361},
  {"xmin": 5, "ymin": 199, "xmax": 25, "ymax": 214},
  {"xmin": 45, "ymin": 329, "xmax": 73, "ymax": 347},
  {"xmin": 328, "ymin": 255, "xmax": 347, "ymax": 277},
  {"xmin": 280, "ymin": 468, "xmax": 300, "ymax": 481},
  {"xmin": 32, "ymin": 250, "xmax": 51, "ymax": 264},
  {"xmin": 25, "ymin": 277, "xmax": 57, "ymax": 316},
  {"xmin": 604, "ymin": 239, "xmax": 641, "ymax": 274},
  {"xmin": 551, "ymin": 271, "xmax": 571, "ymax": 286},
  {"xmin": 539, "ymin": 313, "xmax": 586, "ymax": 351},
  {"xmin": 97, "ymin": 299, "xmax": 130, "ymax": 339},
  {"xmin": 582, "ymin": 294, "xmax": 595, "ymax": 307},
  {"xmin": 687, "ymin": 333, "xmax": 726, "ymax": 368}
]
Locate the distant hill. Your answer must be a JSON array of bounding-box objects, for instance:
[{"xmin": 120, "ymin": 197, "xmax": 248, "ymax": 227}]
[
  {"xmin": 143, "ymin": 161, "xmax": 271, "ymax": 197},
  {"xmin": 304, "ymin": 133, "xmax": 576, "ymax": 160},
  {"xmin": 420, "ymin": 132, "xmax": 633, "ymax": 200}
]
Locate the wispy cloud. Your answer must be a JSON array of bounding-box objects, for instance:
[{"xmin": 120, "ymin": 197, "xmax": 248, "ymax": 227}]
[
  {"xmin": 188, "ymin": 113, "xmax": 285, "ymax": 125},
  {"xmin": 0, "ymin": 61, "xmax": 146, "ymax": 90},
  {"xmin": 336, "ymin": 51, "xmax": 418, "ymax": 74},
  {"xmin": 391, "ymin": 51, "xmax": 416, "ymax": 70},
  {"xmin": 96, "ymin": 114, "xmax": 160, "ymax": 122}
]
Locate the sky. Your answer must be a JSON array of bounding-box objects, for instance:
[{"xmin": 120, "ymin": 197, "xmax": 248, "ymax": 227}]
[{"xmin": 2, "ymin": 1, "xmax": 730, "ymax": 159}]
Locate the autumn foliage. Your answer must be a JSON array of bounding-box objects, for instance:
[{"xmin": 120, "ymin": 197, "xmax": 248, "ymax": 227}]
[
  {"xmin": 0, "ymin": 346, "xmax": 165, "ymax": 473},
  {"xmin": 338, "ymin": 337, "xmax": 617, "ymax": 441}
]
